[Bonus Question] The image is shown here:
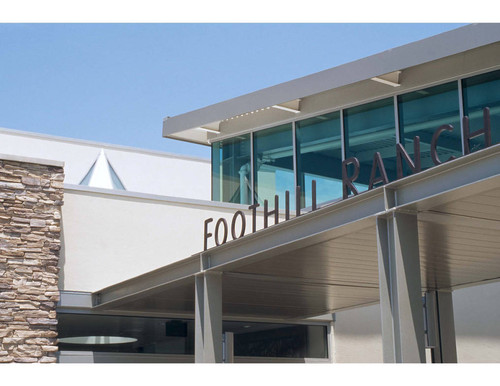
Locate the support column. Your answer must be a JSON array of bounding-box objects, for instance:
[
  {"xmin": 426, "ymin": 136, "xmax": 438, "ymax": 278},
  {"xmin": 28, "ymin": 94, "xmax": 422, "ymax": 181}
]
[
  {"xmin": 425, "ymin": 290, "xmax": 458, "ymax": 363},
  {"xmin": 194, "ymin": 271, "xmax": 223, "ymax": 363},
  {"xmin": 223, "ymin": 332, "xmax": 234, "ymax": 363},
  {"xmin": 194, "ymin": 274, "xmax": 205, "ymax": 363},
  {"xmin": 377, "ymin": 212, "xmax": 426, "ymax": 363},
  {"xmin": 327, "ymin": 316, "xmax": 336, "ymax": 363}
]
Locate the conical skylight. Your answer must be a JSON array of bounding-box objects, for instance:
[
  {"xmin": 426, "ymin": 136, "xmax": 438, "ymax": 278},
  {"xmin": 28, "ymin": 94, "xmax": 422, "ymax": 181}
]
[{"xmin": 79, "ymin": 149, "xmax": 126, "ymax": 190}]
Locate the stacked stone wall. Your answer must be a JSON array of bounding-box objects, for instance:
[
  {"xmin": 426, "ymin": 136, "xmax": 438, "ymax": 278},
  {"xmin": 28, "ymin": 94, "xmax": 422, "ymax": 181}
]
[{"xmin": 0, "ymin": 158, "xmax": 64, "ymax": 363}]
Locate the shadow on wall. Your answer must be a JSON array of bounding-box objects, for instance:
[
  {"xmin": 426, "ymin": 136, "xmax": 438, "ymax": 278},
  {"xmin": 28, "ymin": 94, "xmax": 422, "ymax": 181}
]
[
  {"xmin": 58, "ymin": 217, "xmax": 65, "ymax": 291},
  {"xmin": 333, "ymin": 304, "xmax": 383, "ymax": 363},
  {"xmin": 453, "ymin": 281, "xmax": 500, "ymax": 363}
]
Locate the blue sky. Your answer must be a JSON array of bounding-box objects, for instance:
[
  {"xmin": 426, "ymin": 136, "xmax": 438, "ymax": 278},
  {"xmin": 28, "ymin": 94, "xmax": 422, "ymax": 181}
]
[{"xmin": 0, "ymin": 23, "xmax": 466, "ymax": 159}]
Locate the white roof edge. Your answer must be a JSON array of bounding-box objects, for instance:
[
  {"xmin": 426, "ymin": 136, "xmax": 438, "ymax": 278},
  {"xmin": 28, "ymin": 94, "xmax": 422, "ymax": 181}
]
[
  {"xmin": 163, "ymin": 23, "xmax": 500, "ymax": 136},
  {"xmin": 0, "ymin": 126, "xmax": 209, "ymax": 164},
  {"xmin": 64, "ymin": 183, "xmax": 252, "ymax": 211},
  {"xmin": 0, "ymin": 153, "xmax": 64, "ymax": 168}
]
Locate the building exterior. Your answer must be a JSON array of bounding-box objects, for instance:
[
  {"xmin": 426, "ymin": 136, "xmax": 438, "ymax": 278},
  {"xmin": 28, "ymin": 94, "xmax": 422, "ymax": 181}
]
[{"xmin": 1, "ymin": 23, "xmax": 499, "ymax": 363}]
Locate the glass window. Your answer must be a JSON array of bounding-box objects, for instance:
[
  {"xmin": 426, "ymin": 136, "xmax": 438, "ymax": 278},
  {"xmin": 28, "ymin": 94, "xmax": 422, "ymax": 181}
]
[
  {"xmin": 212, "ymin": 134, "xmax": 251, "ymax": 205},
  {"xmin": 224, "ymin": 321, "xmax": 327, "ymax": 359},
  {"xmin": 344, "ymin": 97, "xmax": 397, "ymax": 192},
  {"xmin": 462, "ymin": 69, "xmax": 500, "ymax": 152},
  {"xmin": 58, "ymin": 314, "xmax": 195, "ymax": 355},
  {"xmin": 58, "ymin": 314, "xmax": 328, "ymax": 360},
  {"xmin": 398, "ymin": 81, "xmax": 461, "ymax": 173},
  {"xmin": 253, "ymin": 123, "xmax": 294, "ymax": 210},
  {"xmin": 296, "ymin": 111, "xmax": 342, "ymax": 208}
]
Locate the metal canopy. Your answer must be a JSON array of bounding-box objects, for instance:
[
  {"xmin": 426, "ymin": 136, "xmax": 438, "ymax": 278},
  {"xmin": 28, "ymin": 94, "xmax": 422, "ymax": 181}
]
[
  {"xmin": 93, "ymin": 145, "xmax": 500, "ymax": 321},
  {"xmin": 162, "ymin": 24, "xmax": 500, "ymax": 145}
]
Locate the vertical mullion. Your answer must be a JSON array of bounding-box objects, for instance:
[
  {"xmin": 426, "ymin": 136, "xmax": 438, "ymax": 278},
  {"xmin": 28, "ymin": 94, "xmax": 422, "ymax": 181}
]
[
  {"xmin": 219, "ymin": 146, "xmax": 223, "ymax": 202},
  {"xmin": 457, "ymin": 78, "xmax": 465, "ymax": 155},
  {"xmin": 250, "ymin": 133, "xmax": 255, "ymax": 205},
  {"xmin": 394, "ymin": 95, "xmax": 401, "ymax": 144},
  {"xmin": 210, "ymin": 144, "xmax": 214, "ymax": 201},
  {"xmin": 340, "ymin": 109, "xmax": 346, "ymax": 161},
  {"xmin": 292, "ymin": 121, "xmax": 299, "ymax": 210},
  {"xmin": 292, "ymin": 121, "xmax": 298, "ymax": 189}
]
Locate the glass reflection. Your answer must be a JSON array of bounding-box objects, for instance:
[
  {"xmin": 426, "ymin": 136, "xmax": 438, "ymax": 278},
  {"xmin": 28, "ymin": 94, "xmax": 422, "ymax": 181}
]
[
  {"xmin": 296, "ymin": 111, "xmax": 342, "ymax": 208},
  {"xmin": 398, "ymin": 81, "xmax": 461, "ymax": 174},
  {"xmin": 212, "ymin": 134, "xmax": 251, "ymax": 205},
  {"xmin": 58, "ymin": 313, "xmax": 328, "ymax": 359},
  {"xmin": 344, "ymin": 97, "xmax": 396, "ymax": 192},
  {"xmin": 462, "ymin": 69, "xmax": 500, "ymax": 152},
  {"xmin": 253, "ymin": 123, "xmax": 294, "ymax": 209}
]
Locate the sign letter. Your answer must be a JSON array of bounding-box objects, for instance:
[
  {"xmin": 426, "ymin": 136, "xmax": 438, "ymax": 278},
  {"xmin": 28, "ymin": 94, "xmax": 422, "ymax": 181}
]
[
  {"xmin": 431, "ymin": 124, "xmax": 456, "ymax": 165},
  {"xmin": 342, "ymin": 157, "xmax": 360, "ymax": 199},
  {"xmin": 231, "ymin": 210, "xmax": 246, "ymax": 240},
  {"xmin": 396, "ymin": 136, "xmax": 421, "ymax": 179},
  {"xmin": 203, "ymin": 218, "xmax": 213, "ymax": 251},
  {"xmin": 368, "ymin": 152, "xmax": 389, "ymax": 190},
  {"xmin": 463, "ymin": 107, "xmax": 492, "ymax": 155},
  {"xmin": 264, "ymin": 195, "xmax": 279, "ymax": 229},
  {"xmin": 248, "ymin": 203, "xmax": 260, "ymax": 233},
  {"xmin": 214, "ymin": 218, "xmax": 228, "ymax": 246}
]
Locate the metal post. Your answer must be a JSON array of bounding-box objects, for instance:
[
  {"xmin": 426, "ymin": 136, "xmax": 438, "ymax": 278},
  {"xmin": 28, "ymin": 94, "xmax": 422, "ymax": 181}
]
[
  {"xmin": 394, "ymin": 95, "xmax": 401, "ymax": 145},
  {"xmin": 376, "ymin": 212, "xmax": 426, "ymax": 363},
  {"xmin": 327, "ymin": 315, "xmax": 336, "ymax": 363},
  {"xmin": 425, "ymin": 290, "xmax": 458, "ymax": 363},
  {"xmin": 223, "ymin": 332, "xmax": 234, "ymax": 363},
  {"xmin": 340, "ymin": 109, "xmax": 346, "ymax": 161},
  {"xmin": 250, "ymin": 133, "xmax": 255, "ymax": 204},
  {"xmin": 194, "ymin": 271, "xmax": 223, "ymax": 363},
  {"xmin": 194, "ymin": 274, "xmax": 205, "ymax": 363},
  {"xmin": 292, "ymin": 120, "xmax": 298, "ymax": 191}
]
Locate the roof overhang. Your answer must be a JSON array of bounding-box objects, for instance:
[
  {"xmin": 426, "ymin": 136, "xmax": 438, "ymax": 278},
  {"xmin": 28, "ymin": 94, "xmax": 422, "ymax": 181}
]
[
  {"xmin": 90, "ymin": 145, "xmax": 500, "ymax": 321},
  {"xmin": 162, "ymin": 24, "xmax": 500, "ymax": 145}
]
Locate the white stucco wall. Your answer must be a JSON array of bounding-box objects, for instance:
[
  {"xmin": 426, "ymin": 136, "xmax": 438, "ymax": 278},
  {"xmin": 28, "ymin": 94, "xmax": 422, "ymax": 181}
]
[
  {"xmin": 332, "ymin": 282, "xmax": 500, "ymax": 363},
  {"xmin": 60, "ymin": 186, "xmax": 265, "ymax": 292},
  {"xmin": 453, "ymin": 282, "xmax": 500, "ymax": 363},
  {"xmin": 0, "ymin": 128, "xmax": 210, "ymax": 200},
  {"xmin": 333, "ymin": 304, "xmax": 383, "ymax": 363}
]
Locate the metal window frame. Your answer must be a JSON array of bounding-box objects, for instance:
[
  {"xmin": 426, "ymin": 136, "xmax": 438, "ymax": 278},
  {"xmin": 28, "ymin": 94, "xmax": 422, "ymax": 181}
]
[
  {"xmin": 340, "ymin": 109, "xmax": 346, "ymax": 161},
  {"xmin": 292, "ymin": 120, "xmax": 298, "ymax": 205},
  {"xmin": 209, "ymin": 65, "xmax": 500, "ymax": 145},
  {"xmin": 211, "ymin": 66, "xmax": 500, "ymax": 206},
  {"xmin": 250, "ymin": 132, "xmax": 255, "ymax": 205},
  {"xmin": 457, "ymin": 78, "xmax": 466, "ymax": 155},
  {"xmin": 394, "ymin": 95, "xmax": 401, "ymax": 144}
]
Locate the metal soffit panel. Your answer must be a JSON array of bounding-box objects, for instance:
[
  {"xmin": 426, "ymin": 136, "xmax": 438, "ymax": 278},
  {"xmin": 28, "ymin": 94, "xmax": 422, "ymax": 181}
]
[
  {"xmin": 218, "ymin": 185, "xmax": 500, "ymax": 318},
  {"xmin": 110, "ymin": 277, "xmax": 196, "ymax": 315},
  {"xmin": 230, "ymin": 229, "xmax": 379, "ymax": 287},
  {"xmin": 426, "ymin": 189, "xmax": 500, "ymax": 222},
  {"xmin": 419, "ymin": 187, "xmax": 500, "ymax": 291},
  {"xmin": 222, "ymin": 273, "xmax": 379, "ymax": 320},
  {"xmin": 219, "ymin": 228, "xmax": 380, "ymax": 319},
  {"xmin": 92, "ymin": 147, "xmax": 500, "ymax": 319}
]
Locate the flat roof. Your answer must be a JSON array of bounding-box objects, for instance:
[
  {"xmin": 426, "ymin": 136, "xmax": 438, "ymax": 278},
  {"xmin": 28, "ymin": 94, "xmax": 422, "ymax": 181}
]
[
  {"xmin": 0, "ymin": 126, "xmax": 209, "ymax": 164},
  {"xmin": 162, "ymin": 23, "xmax": 500, "ymax": 145}
]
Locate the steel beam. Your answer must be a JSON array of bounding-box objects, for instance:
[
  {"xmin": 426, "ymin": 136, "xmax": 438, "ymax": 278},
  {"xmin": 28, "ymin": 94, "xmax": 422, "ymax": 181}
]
[
  {"xmin": 377, "ymin": 212, "xmax": 426, "ymax": 363},
  {"xmin": 394, "ymin": 145, "xmax": 500, "ymax": 207},
  {"xmin": 205, "ymin": 190, "xmax": 384, "ymax": 271},
  {"xmin": 92, "ymin": 255, "xmax": 200, "ymax": 309}
]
